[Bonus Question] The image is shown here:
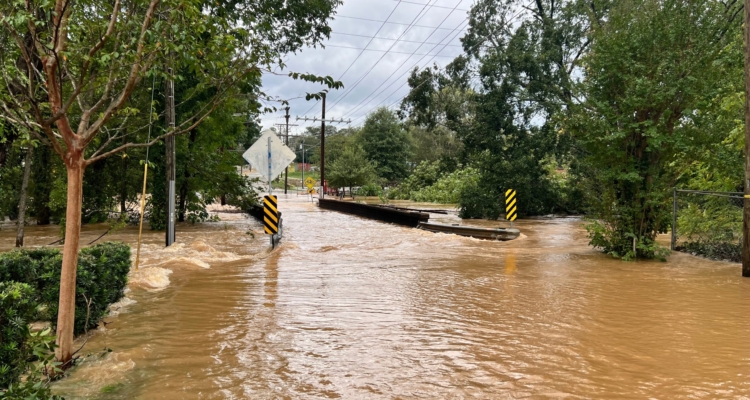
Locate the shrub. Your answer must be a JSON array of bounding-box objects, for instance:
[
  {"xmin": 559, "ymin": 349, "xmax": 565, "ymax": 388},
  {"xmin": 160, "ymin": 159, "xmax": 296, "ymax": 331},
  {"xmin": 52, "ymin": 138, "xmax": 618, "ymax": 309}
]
[
  {"xmin": 412, "ymin": 167, "xmax": 479, "ymax": 204},
  {"xmin": 0, "ymin": 282, "xmax": 38, "ymax": 387},
  {"xmin": 389, "ymin": 160, "xmax": 441, "ymax": 200},
  {"xmin": 356, "ymin": 183, "xmax": 382, "ymax": 197},
  {"xmin": 42, "ymin": 242, "xmax": 131, "ymax": 335},
  {"xmin": 0, "ymin": 248, "xmax": 59, "ymax": 288},
  {"xmin": 0, "ymin": 242, "xmax": 131, "ymax": 335},
  {"xmin": 0, "ymin": 328, "xmax": 62, "ymax": 399}
]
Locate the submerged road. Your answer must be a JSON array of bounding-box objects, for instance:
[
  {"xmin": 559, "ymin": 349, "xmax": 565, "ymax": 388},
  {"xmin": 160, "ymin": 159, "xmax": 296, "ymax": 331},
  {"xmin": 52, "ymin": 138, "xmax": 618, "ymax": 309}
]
[{"xmin": 46, "ymin": 194, "xmax": 750, "ymax": 398}]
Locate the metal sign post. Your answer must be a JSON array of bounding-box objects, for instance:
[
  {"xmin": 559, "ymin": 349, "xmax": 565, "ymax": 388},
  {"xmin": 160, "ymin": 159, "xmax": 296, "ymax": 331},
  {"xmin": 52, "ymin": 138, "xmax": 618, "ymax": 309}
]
[
  {"xmin": 505, "ymin": 189, "xmax": 517, "ymax": 228},
  {"xmin": 244, "ymin": 130, "xmax": 295, "ymax": 249},
  {"xmin": 267, "ymin": 136, "xmax": 272, "ymax": 194}
]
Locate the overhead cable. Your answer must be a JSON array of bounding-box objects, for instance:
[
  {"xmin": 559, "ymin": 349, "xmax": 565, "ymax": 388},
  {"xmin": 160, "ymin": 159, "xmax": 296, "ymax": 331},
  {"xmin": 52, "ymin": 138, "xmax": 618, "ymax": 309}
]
[
  {"xmin": 301, "ymin": 1, "xmax": 405, "ymax": 116},
  {"xmin": 327, "ymin": 0, "xmax": 459, "ymax": 113}
]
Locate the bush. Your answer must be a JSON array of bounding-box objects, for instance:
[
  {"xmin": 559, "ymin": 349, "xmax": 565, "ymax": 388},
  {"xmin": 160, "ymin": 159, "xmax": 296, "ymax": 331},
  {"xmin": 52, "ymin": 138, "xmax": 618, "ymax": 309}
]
[
  {"xmin": 412, "ymin": 167, "xmax": 479, "ymax": 204},
  {"xmin": 0, "ymin": 242, "xmax": 131, "ymax": 335},
  {"xmin": 0, "ymin": 248, "xmax": 59, "ymax": 288},
  {"xmin": 0, "ymin": 328, "xmax": 62, "ymax": 399},
  {"xmin": 389, "ymin": 161, "xmax": 441, "ymax": 200},
  {"xmin": 356, "ymin": 183, "xmax": 382, "ymax": 197},
  {"xmin": 43, "ymin": 243, "xmax": 131, "ymax": 335},
  {"xmin": 0, "ymin": 282, "xmax": 38, "ymax": 387}
]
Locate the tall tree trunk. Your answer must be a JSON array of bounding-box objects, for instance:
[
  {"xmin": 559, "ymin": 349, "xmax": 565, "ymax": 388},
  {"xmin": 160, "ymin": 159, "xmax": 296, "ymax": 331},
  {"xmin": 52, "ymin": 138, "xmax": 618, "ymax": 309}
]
[
  {"xmin": 55, "ymin": 158, "xmax": 84, "ymax": 365},
  {"xmin": 120, "ymin": 150, "xmax": 128, "ymax": 214},
  {"xmin": 33, "ymin": 145, "xmax": 52, "ymax": 225},
  {"xmin": 15, "ymin": 146, "xmax": 33, "ymax": 247}
]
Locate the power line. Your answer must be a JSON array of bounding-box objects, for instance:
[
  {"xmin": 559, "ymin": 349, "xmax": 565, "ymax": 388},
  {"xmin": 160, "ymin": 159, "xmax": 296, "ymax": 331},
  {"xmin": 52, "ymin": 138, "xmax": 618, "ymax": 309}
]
[
  {"xmin": 327, "ymin": 0, "xmax": 461, "ymax": 113},
  {"xmin": 349, "ymin": 4, "xmax": 530, "ymax": 124},
  {"xmin": 323, "ymin": 44, "xmax": 460, "ymax": 57},
  {"xmin": 331, "ymin": 31, "xmax": 464, "ymax": 47},
  {"xmin": 335, "ymin": 15, "xmax": 461, "ymax": 30},
  {"xmin": 301, "ymin": 1, "xmax": 405, "ymax": 116},
  {"xmin": 351, "ymin": 22, "xmax": 468, "ymax": 122},
  {"xmin": 392, "ymin": 0, "xmax": 470, "ymax": 12},
  {"xmin": 342, "ymin": 19, "xmax": 468, "ymax": 120}
]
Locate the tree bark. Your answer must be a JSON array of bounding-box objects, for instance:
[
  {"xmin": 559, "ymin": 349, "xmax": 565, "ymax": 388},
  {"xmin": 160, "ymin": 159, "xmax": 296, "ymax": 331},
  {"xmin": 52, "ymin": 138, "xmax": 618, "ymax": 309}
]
[
  {"xmin": 744, "ymin": 0, "xmax": 750, "ymax": 277},
  {"xmin": 15, "ymin": 146, "xmax": 33, "ymax": 247},
  {"xmin": 55, "ymin": 158, "xmax": 84, "ymax": 365},
  {"xmin": 120, "ymin": 145, "xmax": 128, "ymax": 214}
]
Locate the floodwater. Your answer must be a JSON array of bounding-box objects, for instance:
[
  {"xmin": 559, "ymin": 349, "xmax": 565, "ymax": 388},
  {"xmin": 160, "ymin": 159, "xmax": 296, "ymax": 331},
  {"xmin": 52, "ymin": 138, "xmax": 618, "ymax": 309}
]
[{"xmin": 4, "ymin": 195, "xmax": 749, "ymax": 398}]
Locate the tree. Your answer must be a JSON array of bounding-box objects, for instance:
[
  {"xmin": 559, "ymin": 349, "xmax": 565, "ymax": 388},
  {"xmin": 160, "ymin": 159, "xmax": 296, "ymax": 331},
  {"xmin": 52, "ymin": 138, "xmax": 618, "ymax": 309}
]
[
  {"xmin": 567, "ymin": 0, "xmax": 742, "ymax": 259},
  {"xmin": 0, "ymin": 0, "xmax": 342, "ymax": 364},
  {"xmin": 360, "ymin": 107, "xmax": 411, "ymax": 182},
  {"xmin": 327, "ymin": 143, "xmax": 376, "ymax": 194},
  {"xmin": 399, "ymin": 0, "xmax": 606, "ymax": 218},
  {"xmin": 399, "ymin": 61, "xmax": 469, "ymax": 165}
]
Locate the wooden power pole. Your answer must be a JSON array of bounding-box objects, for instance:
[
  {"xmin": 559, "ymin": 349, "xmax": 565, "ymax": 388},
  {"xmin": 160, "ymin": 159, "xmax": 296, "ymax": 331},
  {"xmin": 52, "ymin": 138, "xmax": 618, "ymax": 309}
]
[
  {"xmin": 744, "ymin": 0, "xmax": 750, "ymax": 277},
  {"xmin": 296, "ymin": 96, "xmax": 351, "ymax": 198},
  {"xmin": 320, "ymin": 94, "xmax": 326, "ymax": 197},
  {"xmin": 165, "ymin": 69, "xmax": 176, "ymax": 247}
]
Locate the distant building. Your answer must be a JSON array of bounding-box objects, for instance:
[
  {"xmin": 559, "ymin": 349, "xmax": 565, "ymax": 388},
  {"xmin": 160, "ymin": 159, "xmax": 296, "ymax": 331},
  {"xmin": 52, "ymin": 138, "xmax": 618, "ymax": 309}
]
[{"xmin": 298, "ymin": 163, "xmax": 313, "ymax": 172}]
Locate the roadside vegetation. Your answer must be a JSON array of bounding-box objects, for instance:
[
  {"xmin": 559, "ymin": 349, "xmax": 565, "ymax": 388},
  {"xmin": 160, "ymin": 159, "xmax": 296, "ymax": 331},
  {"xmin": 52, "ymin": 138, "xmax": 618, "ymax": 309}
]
[
  {"xmin": 0, "ymin": 0, "xmax": 343, "ymax": 383},
  {"xmin": 0, "ymin": 243, "xmax": 130, "ymax": 397},
  {"xmin": 0, "ymin": 0, "xmax": 745, "ymax": 392},
  {"xmin": 309, "ymin": 0, "xmax": 743, "ymax": 262}
]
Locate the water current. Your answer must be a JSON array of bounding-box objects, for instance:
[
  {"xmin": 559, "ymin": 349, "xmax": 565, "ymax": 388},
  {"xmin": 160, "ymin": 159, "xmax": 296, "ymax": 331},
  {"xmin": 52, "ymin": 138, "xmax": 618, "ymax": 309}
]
[{"xmin": 3, "ymin": 195, "xmax": 750, "ymax": 398}]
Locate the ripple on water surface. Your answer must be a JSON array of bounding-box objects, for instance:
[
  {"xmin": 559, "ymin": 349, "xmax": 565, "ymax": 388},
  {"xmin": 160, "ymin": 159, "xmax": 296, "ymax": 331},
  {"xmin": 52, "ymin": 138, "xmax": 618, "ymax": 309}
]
[{"xmin": 51, "ymin": 198, "xmax": 750, "ymax": 399}]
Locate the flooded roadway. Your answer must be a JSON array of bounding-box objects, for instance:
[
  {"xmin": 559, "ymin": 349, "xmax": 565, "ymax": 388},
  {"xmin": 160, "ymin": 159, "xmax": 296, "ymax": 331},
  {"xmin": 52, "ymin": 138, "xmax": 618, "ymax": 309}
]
[{"xmin": 18, "ymin": 195, "xmax": 750, "ymax": 398}]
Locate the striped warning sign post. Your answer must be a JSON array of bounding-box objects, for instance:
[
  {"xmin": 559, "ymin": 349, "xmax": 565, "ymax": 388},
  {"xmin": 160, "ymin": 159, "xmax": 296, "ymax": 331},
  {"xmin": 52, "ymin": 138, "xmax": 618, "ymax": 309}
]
[
  {"xmin": 263, "ymin": 195, "xmax": 279, "ymax": 235},
  {"xmin": 505, "ymin": 189, "xmax": 517, "ymax": 226}
]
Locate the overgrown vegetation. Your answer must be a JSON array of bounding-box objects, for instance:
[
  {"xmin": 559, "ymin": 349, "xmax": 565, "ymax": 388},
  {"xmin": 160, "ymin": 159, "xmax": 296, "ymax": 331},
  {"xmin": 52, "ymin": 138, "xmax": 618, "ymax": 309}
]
[
  {"xmin": 0, "ymin": 243, "xmax": 131, "ymax": 336},
  {"xmin": 0, "ymin": 242, "xmax": 131, "ymax": 395},
  {"xmin": 381, "ymin": 0, "xmax": 743, "ymax": 260},
  {"xmin": 0, "ymin": 0, "xmax": 344, "ymax": 364}
]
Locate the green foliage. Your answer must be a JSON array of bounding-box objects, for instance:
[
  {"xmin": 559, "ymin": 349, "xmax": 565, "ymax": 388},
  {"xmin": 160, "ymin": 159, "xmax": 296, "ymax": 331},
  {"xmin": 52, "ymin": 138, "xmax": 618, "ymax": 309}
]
[
  {"xmin": 390, "ymin": 161, "xmax": 441, "ymax": 200},
  {"xmin": 360, "ymin": 108, "xmax": 411, "ymax": 182},
  {"xmin": 676, "ymin": 194, "xmax": 743, "ymax": 262},
  {"xmin": 0, "ymin": 144, "xmax": 22, "ymax": 221},
  {"xmin": 412, "ymin": 167, "xmax": 479, "ymax": 204},
  {"xmin": 0, "ymin": 282, "xmax": 38, "ymax": 387},
  {"xmin": 390, "ymin": 160, "xmax": 479, "ymax": 205},
  {"xmin": 0, "ymin": 328, "xmax": 62, "ymax": 399},
  {"xmin": 567, "ymin": 0, "xmax": 741, "ymax": 259},
  {"xmin": 0, "ymin": 243, "xmax": 131, "ymax": 336},
  {"xmin": 586, "ymin": 220, "xmax": 670, "ymax": 261},
  {"xmin": 355, "ymin": 184, "xmax": 383, "ymax": 197},
  {"xmin": 327, "ymin": 144, "xmax": 377, "ymax": 190}
]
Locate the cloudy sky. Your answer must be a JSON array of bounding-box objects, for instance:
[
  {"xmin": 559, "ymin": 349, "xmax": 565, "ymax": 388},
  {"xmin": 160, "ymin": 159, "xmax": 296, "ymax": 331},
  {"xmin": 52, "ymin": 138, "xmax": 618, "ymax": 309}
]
[{"xmin": 259, "ymin": 0, "xmax": 473, "ymax": 134}]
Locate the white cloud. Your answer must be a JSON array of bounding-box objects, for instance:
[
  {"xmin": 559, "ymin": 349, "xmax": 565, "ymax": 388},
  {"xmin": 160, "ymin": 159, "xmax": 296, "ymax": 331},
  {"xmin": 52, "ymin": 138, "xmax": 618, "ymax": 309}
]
[{"xmin": 259, "ymin": 0, "xmax": 471, "ymax": 134}]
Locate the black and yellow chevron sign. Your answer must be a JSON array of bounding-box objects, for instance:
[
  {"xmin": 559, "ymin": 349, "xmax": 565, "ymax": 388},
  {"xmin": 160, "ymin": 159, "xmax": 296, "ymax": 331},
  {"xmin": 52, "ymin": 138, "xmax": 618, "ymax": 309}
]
[
  {"xmin": 505, "ymin": 189, "xmax": 517, "ymax": 222},
  {"xmin": 263, "ymin": 195, "xmax": 279, "ymax": 235}
]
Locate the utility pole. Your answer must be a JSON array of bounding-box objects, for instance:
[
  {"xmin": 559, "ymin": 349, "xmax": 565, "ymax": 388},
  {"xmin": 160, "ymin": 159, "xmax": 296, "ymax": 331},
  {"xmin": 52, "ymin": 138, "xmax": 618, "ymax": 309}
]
[
  {"xmin": 284, "ymin": 107, "xmax": 290, "ymax": 194},
  {"xmin": 296, "ymin": 100, "xmax": 351, "ymax": 198},
  {"xmin": 165, "ymin": 68, "xmax": 176, "ymax": 247},
  {"xmin": 744, "ymin": 0, "xmax": 750, "ymax": 277},
  {"xmin": 275, "ymin": 109, "xmax": 298, "ymax": 195},
  {"xmin": 320, "ymin": 95, "xmax": 325, "ymax": 198}
]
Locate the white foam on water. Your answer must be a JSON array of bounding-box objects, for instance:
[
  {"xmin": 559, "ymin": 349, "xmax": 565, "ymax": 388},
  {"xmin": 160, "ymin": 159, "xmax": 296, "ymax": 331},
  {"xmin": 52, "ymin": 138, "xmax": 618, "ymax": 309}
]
[
  {"xmin": 128, "ymin": 267, "xmax": 172, "ymax": 290},
  {"xmin": 108, "ymin": 296, "xmax": 137, "ymax": 317}
]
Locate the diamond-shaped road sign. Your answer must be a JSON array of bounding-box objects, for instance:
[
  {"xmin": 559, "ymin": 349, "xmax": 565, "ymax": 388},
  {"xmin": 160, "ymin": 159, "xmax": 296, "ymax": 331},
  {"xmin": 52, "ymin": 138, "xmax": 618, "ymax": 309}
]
[{"xmin": 242, "ymin": 130, "xmax": 296, "ymax": 183}]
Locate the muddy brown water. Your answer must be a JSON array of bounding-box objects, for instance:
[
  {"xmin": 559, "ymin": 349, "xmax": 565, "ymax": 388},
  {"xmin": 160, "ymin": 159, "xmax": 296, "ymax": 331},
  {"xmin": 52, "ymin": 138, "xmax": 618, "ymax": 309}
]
[{"xmin": 2, "ymin": 196, "xmax": 749, "ymax": 398}]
